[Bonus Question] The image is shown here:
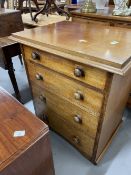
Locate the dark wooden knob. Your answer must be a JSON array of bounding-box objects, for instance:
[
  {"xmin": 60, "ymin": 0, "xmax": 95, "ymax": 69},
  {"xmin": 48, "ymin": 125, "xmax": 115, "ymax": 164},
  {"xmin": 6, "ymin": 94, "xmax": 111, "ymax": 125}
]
[
  {"xmin": 32, "ymin": 52, "xmax": 40, "ymax": 60},
  {"xmin": 73, "ymin": 115, "xmax": 82, "ymax": 124},
  {"xmin": 74, "ymin": 91, "xmax": 84, "ymax": 100},
  {"xmin": 35, "ymin": 73, "xmax": 43, "ymax": 80},
  {"xmin": 73, "ymin": 136, "xmax": 80, "ymax": 144},
  {"xmin": 74, "ymin": 67, "xmax": 85, "ymax": 77},
  {"xmin": 39, "ymin": 95, "xmax": 46, "ymax": 103}
]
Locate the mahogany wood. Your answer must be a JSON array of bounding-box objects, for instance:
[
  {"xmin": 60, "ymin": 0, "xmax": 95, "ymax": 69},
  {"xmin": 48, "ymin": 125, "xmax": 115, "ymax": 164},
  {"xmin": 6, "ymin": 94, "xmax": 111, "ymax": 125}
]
[{"xmin": 0, "ymin": 87, "xmax": 55, "ymax": 175}]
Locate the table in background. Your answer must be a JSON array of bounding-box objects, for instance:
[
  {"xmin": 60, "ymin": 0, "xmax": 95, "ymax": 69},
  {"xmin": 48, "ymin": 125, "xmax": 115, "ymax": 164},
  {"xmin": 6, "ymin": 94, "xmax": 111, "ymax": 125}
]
[
  {"xmin": 0, "ymin": 8, "xmax": 24, "ymax": 101},
  {"xmin": 22, "ymin": 13, "xmax": 70, "ymax": 28}
]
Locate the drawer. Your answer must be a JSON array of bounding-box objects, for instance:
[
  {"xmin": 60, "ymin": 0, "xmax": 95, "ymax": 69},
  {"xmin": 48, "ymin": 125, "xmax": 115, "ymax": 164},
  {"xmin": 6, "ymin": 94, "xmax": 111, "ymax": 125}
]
[
  {"xmin": 26, "ymin": 61, "xmax": 104, "ymax": 115},
  {"xmin": 31, "ymin": 83, "xmax": 99, "ymax": 139},
  {"xmin": 47, "ymin": 109, "xmax": 95, "ymax": 158},
  {"xmin": 23, "ymin": 45, "xmax": 108, "ymax": 91}
]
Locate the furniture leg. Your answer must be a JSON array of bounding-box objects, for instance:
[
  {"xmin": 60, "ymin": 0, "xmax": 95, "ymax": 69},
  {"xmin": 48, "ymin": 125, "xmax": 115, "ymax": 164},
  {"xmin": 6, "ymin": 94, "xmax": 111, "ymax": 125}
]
[
  {"xmin": 7, "ymin": 58, "xmax": 22, "ymax": 102},
  {"xmin": 18, "ymin": 54, "xmax": 23, "ymax": 65}
]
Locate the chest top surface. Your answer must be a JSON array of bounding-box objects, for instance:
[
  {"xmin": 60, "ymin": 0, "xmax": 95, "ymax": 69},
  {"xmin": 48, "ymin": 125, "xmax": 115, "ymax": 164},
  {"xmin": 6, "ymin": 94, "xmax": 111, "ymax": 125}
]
[
  {"xmin": 0, "ymin": 87, "xmax": 48, "ymax": 171},
  {"xmin": 11, "ymin": 21, "xmax": 131, "ymax": 75},
  {"xmin": 71, "ymin": 8, "xmax": 131, "ymax": 22}
]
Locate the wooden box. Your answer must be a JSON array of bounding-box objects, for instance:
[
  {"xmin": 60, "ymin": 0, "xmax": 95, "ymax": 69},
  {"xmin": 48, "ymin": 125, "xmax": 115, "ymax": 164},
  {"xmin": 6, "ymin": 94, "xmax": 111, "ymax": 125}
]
[{"xmin": 0, "ymin": 87, "xmax": 55, "ymax": 175}]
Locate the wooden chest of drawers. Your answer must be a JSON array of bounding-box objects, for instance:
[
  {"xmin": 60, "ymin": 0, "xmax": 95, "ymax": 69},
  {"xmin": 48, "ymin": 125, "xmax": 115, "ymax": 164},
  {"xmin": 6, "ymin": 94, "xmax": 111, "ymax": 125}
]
[
  {"xmin": 11, "ymin": 21, "xmax": 131, "ymax": 164},
  {"xmin": 0, "ymin": 87, "xmax": 55, "ymax": 175}
]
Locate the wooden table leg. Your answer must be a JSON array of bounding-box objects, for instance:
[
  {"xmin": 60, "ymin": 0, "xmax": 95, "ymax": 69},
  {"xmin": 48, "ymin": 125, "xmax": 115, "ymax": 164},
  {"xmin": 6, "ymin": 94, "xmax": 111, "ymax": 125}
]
[
  {"xmin": 2, "ymin": 41, "xmax": 22, "ymax": 103},
  {"xmin": 7, "ymin": 58, "xmax": 22, "ymax": 102}
]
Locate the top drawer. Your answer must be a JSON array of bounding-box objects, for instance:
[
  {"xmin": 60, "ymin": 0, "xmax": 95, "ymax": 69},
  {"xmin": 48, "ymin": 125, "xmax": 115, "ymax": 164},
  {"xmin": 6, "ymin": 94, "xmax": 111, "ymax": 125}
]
[{"xmin": 23, "ymin": 45, "xmax": 108, "ymax": 91}]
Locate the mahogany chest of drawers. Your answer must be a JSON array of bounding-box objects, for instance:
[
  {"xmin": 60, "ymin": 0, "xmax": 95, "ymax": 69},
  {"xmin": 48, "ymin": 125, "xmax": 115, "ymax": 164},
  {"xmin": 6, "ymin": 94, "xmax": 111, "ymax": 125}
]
[
  {"xmin": 11, "ymin": 21, "xmax": 131, "ymax": 164},
  {"xmin": 0, "ymin": 88, "xmax": 55, "ymax": 175}
]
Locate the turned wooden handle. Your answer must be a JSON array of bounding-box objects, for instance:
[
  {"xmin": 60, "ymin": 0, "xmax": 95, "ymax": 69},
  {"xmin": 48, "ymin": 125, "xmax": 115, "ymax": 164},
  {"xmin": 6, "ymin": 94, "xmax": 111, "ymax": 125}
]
[
  {"xmin": 35, "ymin": 73, "xmax": 43, "ymax": 80},
  {"xmin": 73, "ymin": 115, "xmax": 82, "ymax": 124},
  {"xmin": 39, "ymin": 95, "xmax": 46, "ymax": 103},
  {"xmin": 74, "ymin": 67, "xmax": 85, "ymax": 77},
  {"xmin": 74, "ymin": 91, "xmax": 84, "ymax": 100},
  {"xmin": 32, "ymin": 51, "xmax": 40, "ymax": 60}
]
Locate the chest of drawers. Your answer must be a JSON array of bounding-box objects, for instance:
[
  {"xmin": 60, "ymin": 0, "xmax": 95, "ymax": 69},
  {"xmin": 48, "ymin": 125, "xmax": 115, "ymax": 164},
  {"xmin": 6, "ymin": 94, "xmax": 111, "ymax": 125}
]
[
  {"xmin": 11, "ymin": 21, "xmax": 131, "ymax": 164},
  {"xmin": 0, "ymin": 87, "xmax": 55, "ymax": 175}
]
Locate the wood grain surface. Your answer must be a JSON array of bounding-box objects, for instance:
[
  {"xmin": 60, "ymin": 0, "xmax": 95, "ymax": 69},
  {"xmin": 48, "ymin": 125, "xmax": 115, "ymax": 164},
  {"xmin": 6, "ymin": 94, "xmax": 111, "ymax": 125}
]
[
  {"xmin": 71, "ymin": 7, "xmax": 131, "ymax": 108},
  {"xmin": 26, "ymin": 60, "xmax": 104, "ymax": 113},
  {"xmin": 0, "ymin": 87, "xmax": 55, "ymax": 175},
  {"xmin": 11, "ymin": 21, "xmax": 131, "ymax": 75},
  {"xmin": 95, "ymin": 68, "xmax": 131, "ymax": 162},
  {"xmin": 31, "ymin": 83, "xmax": 100, "ymax": 139},
  {"xmin": 47, "ymin": 109, "xmax": 95, "ymax": 158},
  {"xmin": 23, "ymin": 45, "xmax": 108, "ymax": 90}
]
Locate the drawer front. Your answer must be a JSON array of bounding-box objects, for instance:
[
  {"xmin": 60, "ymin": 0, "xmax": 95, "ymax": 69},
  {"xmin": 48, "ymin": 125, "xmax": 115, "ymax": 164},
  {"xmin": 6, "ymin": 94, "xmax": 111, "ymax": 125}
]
[
  {"xmin": 47, "ymin": 109, "xmax": 95, "ymax": 158},
  {"xmin": 24, "ymin": 45, "xmax": 108, "ymax": 91},
  {"xmin": 26, "ymin": 61, "xmax": 104, "ymax": 116},
  {"xmin": 31, "ymin": 83, "xmax": 99, "ymax": 139}
]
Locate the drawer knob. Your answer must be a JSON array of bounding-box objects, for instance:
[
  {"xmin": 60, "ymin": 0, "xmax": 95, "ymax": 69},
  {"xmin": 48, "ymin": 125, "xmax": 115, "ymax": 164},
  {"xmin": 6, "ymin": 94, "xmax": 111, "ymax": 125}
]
[
  {"xmin": 39, "ymin": 95, "xmax": 46, "ymax": 103},
  {"xmin": 74, "ymin": 91, "xmax": 84, "ymax": 100},
  {"xmin": 32, "ymin": 52, "xmax": 40, "ymax": 60},
  {"xmin": 74, "ymin": 67, "xmax": 85, "ymax": 77},
  {"xmin": 35, "ymin": 73, "xmax": 43, "ymax": 80},
  {"xmin": 73, "ymin": 136, "xmax": 80, "ymax": 144},
  {"xmin": 74, "ymin": 115, "xmax": 82, "ymax": 124}
]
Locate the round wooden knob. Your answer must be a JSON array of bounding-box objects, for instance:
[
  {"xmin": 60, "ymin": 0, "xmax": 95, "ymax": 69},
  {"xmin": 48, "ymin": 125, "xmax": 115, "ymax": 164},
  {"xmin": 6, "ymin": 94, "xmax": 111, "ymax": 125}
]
[
  {"xmin": 39, "ymin": 95, "xmax": 46, "ymax": 103},
  {"xmin": 73, "ymin": 136, "xmax": 80, "ymax": 144},
  {"xmin": 74, "ymin": 115, "xmax": 82, "ymax": 124},
  {"xmin": 74, "ymin": 67, "xmax": 85, "ymax": 77},
  {"xmin": 35, "ymin": 73, "xmax": 43, "ymax": 80},
  {"xmin": 74, "ymin": 91, "xmax": 84, "ymax": 100},
  {"xmin": 32, "ymin": 52, "xmax": 40, "ymax": 60}
]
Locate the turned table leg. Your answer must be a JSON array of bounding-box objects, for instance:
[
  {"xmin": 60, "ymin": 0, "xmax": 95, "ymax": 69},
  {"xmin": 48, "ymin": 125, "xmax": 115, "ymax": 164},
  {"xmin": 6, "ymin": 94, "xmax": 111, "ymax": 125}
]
[{"xmin": 7, "ymin": 58, "xmax": 22, "ymax": 102}]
